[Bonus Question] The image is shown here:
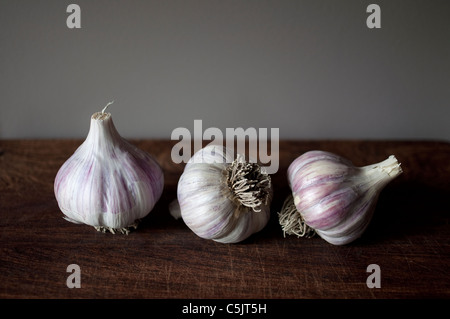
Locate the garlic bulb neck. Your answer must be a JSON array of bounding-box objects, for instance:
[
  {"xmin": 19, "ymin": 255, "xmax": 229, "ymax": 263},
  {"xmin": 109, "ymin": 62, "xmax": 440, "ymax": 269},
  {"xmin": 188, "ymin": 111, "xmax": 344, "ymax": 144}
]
[
  {"xmin": 360, "ymin": 155, "xmax": 403, "ymax": 191},
  {"xmin": 226, "ymin": 155, "xmax": 271, "ymax": 215},
  {"xmin": 85, "ymin": 112, "xmax": 122, "ymax": 147}
]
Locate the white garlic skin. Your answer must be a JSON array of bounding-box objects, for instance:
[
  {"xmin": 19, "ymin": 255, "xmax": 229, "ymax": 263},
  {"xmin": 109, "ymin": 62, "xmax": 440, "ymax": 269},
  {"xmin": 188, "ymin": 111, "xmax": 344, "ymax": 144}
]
[
  {"xmin": 176, "ymin": 145, "xmax": 272, "ymax": 244},
  {"xmin": 54, "ymin": 112, "xmax": 164, "ymax": 231},
  {"xmin": 288, "ymin": 150, "xmax": 402, "ymax": 245}
]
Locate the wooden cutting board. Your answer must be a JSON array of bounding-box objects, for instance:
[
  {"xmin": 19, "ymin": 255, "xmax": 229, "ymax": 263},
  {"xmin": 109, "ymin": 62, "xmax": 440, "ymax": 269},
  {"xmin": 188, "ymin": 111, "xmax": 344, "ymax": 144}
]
[{"xmin": 0, "ymin": 139, "xmax": 449, "ymax": 299}]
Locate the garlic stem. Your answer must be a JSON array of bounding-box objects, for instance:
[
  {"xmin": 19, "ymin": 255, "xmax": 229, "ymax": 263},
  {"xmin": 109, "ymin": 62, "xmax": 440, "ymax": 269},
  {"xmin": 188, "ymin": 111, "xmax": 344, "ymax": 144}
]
[
  {"xmin": 226, "ymin": 155, "xmax": 271, "ymax": 215},
  {"xmin": 92, "ymin": 101, "xmax": 115, "ymax": 121},
  {"xmin": 364, "ymin": 155, "xmax": 402, "ymax": 177},
  {"xmin": 102, "ymin": 100, "xmax": 114, "ymax": 114},
  {"xmin": 357, "ymin": 155, "xmax": 403, "ymax": 194}
]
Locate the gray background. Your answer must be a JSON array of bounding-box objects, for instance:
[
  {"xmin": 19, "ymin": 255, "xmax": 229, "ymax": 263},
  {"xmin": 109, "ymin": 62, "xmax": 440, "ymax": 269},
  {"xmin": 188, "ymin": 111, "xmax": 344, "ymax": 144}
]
[{"xmin": 1, "ymin": 0, "xmax": 449, "ymax": 140}]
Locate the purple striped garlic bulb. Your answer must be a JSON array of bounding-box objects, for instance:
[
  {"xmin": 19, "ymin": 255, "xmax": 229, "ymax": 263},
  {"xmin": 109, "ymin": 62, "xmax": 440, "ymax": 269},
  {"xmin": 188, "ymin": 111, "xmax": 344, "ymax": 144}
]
[
  {"xmin": 54, "ymin": 102, "xmax": 164, "ymax": 234},
  {"xmin": 170, "ymin": 145, "xmax": 272, "ymax": 244},
  {"xmin": 278, "ymin": 150, "xmax": 402, "ymax": 245}
]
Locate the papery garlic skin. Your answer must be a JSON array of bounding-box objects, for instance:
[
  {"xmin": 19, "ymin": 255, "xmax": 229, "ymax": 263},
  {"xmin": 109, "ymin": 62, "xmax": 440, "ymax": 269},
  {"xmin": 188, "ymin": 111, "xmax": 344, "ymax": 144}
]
[
  {"xmin": 281, "ymin": 150, "xmax": 402, "ymax": 245},
  {"xmin": 176, "ymin": 145, "xmax": 272, "ymax": 244},
  {"xmin": 54, "ymin": 110, "xmax": 164, "ymax": 233}
]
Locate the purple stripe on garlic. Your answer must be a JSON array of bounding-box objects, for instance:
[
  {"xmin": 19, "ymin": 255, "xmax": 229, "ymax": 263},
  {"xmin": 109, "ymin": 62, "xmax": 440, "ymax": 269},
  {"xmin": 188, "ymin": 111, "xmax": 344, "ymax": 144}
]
[
  {"xmin": 54, "ymin": 103, "xmax": 164, "ymax": 234},
  {"xmin": 279, "ymin": 150, "xmax": 402, "ymax": 245}
]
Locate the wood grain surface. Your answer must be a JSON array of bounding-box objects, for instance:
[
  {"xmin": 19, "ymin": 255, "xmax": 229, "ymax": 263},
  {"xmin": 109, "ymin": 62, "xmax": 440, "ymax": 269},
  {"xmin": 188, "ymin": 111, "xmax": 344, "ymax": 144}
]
[{"xmin": 0, "ymin": 139, "xmax": 449, "ymax": 299}]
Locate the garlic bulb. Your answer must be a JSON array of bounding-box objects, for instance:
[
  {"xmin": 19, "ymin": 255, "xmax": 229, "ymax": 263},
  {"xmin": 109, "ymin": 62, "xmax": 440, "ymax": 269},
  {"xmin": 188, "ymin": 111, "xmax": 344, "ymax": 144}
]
[
  {"xmin": 54, "ymin": 102, "xmax": 164, "ymax": 234},
  {"xmin": 278, "ymin": 150, "xmax": 402, "ymax": 245},
  {"xmin": 172, "ymin": 145, "xmax": 272, "ymax": 244}
]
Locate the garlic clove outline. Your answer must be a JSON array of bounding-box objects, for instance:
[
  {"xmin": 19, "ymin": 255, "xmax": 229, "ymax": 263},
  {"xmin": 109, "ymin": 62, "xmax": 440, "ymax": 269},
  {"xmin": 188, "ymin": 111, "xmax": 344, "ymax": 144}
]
[
  {"xmin": 172, "ymin": 145, "xmax": 273, "ymax": 244},
  {"xmin": 278, "ymin": 150, "xmax": 402, "ymax": 245},
  {"xmin": 54, "ymin": 102, "xmax": 164, "ymax": 234}
]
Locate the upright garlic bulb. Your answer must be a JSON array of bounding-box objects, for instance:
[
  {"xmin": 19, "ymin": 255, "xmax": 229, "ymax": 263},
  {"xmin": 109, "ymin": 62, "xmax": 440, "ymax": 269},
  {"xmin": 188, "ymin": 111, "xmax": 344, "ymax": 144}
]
[
  {"xmin": 278, "ymin": 150, "xmax": 402, "ymax": 245},
  {"xmin": 171, "ymin": 145, "xmax": 272, "ymax": 244},
  {"xmin": 54, "ymin": 102, "xmax": 164, "ymax": 234}
]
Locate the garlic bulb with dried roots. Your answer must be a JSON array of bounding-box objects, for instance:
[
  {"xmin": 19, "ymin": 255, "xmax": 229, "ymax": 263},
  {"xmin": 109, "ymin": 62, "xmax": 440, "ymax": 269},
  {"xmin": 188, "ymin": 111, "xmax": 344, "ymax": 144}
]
[
  {"xmin": 54, "ymin": 102, "xmax": 164, "ymax": 234},
  {"xmin": 171, "ymin": 145, "xmax": 272, "ymax": 244},
  {"xmin": 278, "ymin": 150, "xmax": 402, "ymax": 245}
]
